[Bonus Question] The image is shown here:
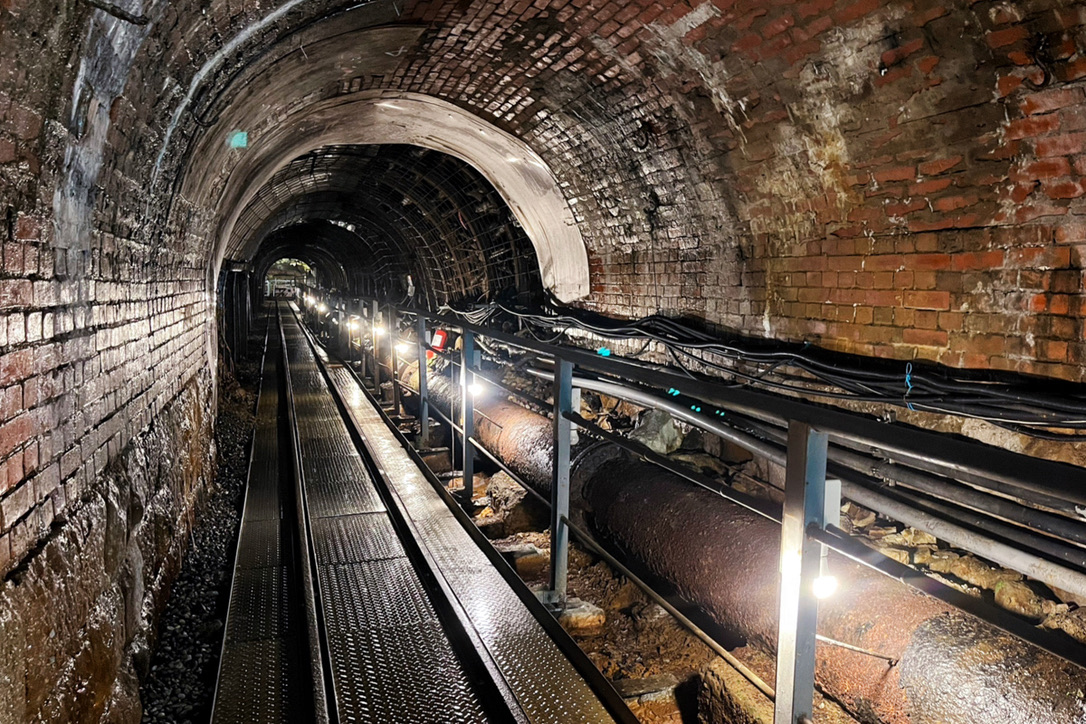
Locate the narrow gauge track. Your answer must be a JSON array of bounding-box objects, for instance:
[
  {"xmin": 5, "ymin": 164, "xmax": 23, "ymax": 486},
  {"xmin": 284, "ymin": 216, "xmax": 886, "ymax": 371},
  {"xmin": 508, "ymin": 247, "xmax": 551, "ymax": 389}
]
[{"xmin": 211, "ymin": 302, "xmax": 633, "ymax": 724}]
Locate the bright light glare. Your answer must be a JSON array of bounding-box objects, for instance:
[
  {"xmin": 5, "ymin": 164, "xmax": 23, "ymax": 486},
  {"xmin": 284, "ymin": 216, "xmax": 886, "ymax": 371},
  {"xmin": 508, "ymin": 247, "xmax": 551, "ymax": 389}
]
[
  {"xmin": 395, "ymin": 342, "xmax": 410, "ymax": 354},
  {"xmin": 348, "ymin": 320, "xmax": 360, "ymax": 331},
  {"xmin": 317, "ymin": 303, "xmax": 328, "ymax": 314},
  {"xmin": 373, "ymin": 326, "xmax": 386, "ymax": 336},
  {"xmin": 468, "ymin": 382, "xmax": 484, "ymax": 396},
  {"xmin": 813, "ymin": 575, "xmax": 838, "ymax": 599}
]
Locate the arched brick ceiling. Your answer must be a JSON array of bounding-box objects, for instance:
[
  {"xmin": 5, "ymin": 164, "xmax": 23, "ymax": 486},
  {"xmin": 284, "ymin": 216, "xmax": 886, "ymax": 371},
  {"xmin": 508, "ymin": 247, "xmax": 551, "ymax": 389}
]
[
  {"xmin": 142, "ymin": 10, "xmax": 592, "ymax": 303},
  {"xmin": 59, "ymin": 0, "xmax": 1086, "ymax": 380},
  {"xmin": 252, "ymin": 223, "xmax": 357, "ymax": 292},
  {"xmin": 235, "ymin": 144, "xmax": 542, "ymax": 305}
]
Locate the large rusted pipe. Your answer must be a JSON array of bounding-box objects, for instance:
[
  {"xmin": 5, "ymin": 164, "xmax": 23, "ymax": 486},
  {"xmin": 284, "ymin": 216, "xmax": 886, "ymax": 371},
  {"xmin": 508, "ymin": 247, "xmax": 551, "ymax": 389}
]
[
  {"xmin": 403, "ymin": 363, "xmax": 1086, "ymax": 723},
  {"xmin": 405, "ymin": 362, "xmax": 559, "ymax": 495},
  {"xmin": 585, "ymin": 453, "xmax": 1086, "ymax": 724}
]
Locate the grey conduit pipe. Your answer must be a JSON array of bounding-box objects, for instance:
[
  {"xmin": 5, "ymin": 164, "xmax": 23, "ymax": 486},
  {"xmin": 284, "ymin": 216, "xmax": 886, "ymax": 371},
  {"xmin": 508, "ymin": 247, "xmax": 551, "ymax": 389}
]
[{"xmin": 725, "ymin": 410, "xmax": 1086, "ymax": 546}]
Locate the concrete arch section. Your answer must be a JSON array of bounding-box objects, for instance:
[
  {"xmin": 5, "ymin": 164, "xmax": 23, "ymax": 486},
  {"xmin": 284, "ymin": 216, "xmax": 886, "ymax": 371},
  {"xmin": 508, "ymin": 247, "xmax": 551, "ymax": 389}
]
[{"xmin": 211, "ymin": 92, "xmax": 590, "ymax": 303}]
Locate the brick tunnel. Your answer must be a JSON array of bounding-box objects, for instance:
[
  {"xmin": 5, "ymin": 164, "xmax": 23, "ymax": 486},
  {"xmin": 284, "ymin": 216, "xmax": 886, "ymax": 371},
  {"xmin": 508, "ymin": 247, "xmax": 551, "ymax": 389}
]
[{"xmin": 2, "ymin": 0, "xmax": 1086, "ymax": 722}]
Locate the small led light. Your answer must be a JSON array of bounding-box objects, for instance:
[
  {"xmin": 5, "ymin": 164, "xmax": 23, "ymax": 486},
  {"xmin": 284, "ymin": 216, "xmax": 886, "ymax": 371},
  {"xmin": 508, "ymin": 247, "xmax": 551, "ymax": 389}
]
[
  {"xmin": 395, "ymin": 342, "xmax": 410, "ymax": 354},
  {"xmin": 348, "ymin": 320, "xmax": 360, "ymax": 331},
  {"xmin": 373, "ymin": 326, "xmax": 386, "ymax": 336},
  {"xmin": 317, "ymin": 303, "xmax": 328, "ymax": 314},
  {"xmin": 813, "ymin": 575, "xmax": 838, "ymax": 600}
]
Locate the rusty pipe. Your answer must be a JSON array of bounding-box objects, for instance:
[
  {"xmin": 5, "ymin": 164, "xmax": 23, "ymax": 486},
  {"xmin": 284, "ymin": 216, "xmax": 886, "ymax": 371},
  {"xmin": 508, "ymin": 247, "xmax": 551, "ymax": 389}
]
[
  {"xmin": 584, "ymin": 454, "xmax": 1086, "ymax": 724},
  {"xmin": 534, "ymin": 371, "xmax": 1086, "ymax": 602},
  {"xmin": 404, "ymin": 362, "xmax": 558, "ymax": 496},
  {"xmin": 403, "ymin": 363, "xmax": 1086, "ymax": 723}
]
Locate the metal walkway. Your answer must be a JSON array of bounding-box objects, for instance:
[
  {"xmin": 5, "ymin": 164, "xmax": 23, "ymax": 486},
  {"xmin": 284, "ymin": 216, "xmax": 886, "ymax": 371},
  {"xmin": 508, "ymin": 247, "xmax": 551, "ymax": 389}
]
[
  {"xmin": 284, "ymin": 309, "xmax": 499, "ymax": 723},
  {"xmin": 212, "ymin": 304, "xmax": 629, "ymax": 723},
  {"xmin": 212, "ymin": 321, "xmax": 307, "ymax": 724}
]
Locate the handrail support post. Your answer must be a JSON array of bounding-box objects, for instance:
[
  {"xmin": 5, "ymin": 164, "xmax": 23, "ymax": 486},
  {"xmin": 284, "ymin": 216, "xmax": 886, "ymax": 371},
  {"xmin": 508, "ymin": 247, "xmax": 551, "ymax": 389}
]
[
  {"xmin": 774, "ymin": 421, "xmax": 830, "ymax": 724},
  {"xmin": 545, "ymin": 357, "xmax": 574, "ymax": 606},
  {"xmin": 417, "ymin": 314, "xmax": 430, "ymax": 448},
  {"xmin": 390, "ymin": 304, "xmax": 401, "ymax": 416},
  {"xmin": 459, "ymin": 330, "xmax": 477, "ymax": 505}
]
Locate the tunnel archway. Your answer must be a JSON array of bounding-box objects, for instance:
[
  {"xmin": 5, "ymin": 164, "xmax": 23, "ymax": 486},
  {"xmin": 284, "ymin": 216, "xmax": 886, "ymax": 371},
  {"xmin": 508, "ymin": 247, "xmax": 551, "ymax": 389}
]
[
  {"xmin": 261, "ymin": 257, "xmax": 314, "ymax": 297},
  {"xmin": 11, "ymin": 0, "xmax": 1086, "ymax": 720},
  {"xmin": 252, "ymin": 227, "xmax": 353, "ymax": 294},
  {"xmin": 240, "ymin": 144, "xmax": 546, "ymax": 308},
  {"xmin": 193, "ymin": 91, "xmax": 590, "ymax": 304}
]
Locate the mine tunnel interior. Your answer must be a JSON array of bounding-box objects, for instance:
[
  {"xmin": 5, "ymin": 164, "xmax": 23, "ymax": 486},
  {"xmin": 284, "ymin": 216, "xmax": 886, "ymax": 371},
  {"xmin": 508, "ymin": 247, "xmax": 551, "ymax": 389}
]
[
  {"xmin": 4, "ymin": 0, "xmax": 1086, "ymax": 722},
  {"xmin": 239, "ymin": 144, "xmax": 545, "ymax": 307}
]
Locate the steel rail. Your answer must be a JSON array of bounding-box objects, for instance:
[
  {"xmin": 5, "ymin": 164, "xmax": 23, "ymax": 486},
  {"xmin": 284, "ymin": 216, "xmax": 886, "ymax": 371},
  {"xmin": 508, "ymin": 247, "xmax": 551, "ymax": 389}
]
[
  {"xmin": 403, "ymin": 353, "xmax": 1086, "ymax": 669},
  {"xmin": 399, "ymin": 305, "xmax": 1086, "ymax": 509},
  {"xmin": 278, "ymin": 307, "xmax": 334, "ymax": 724},
  {"xmin": 292, "ymin": 309, "xmax": 640, "ymax": 724},
  {"xmin": 545, "ymin": 372, "xmax": 1086, "ymax": 604},
  {"xmin": 719, "ymin": 409, "xmax": 1086, "ymax": 542}
]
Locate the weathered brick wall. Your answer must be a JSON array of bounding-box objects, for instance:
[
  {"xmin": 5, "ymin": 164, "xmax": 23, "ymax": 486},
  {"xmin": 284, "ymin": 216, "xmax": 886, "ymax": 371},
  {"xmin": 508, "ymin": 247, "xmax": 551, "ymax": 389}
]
[
  {"xmin": 385, "ymin": 0, "xmax": 1086, "ymax": 381},
  {"xmin": 0, "ymin": 1, "xmax": 216, "ymax": 719},
  {"xmin": 2, "ymin": 0, "xmax": 1086, "ymax": 720}
]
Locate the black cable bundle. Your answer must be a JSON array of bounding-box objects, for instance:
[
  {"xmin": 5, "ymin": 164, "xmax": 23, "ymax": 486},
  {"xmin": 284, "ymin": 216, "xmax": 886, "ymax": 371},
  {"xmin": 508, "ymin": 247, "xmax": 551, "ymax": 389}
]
[{"xmin": 442, "ymin": 301, "xmax": 1086, "ymax": 440}]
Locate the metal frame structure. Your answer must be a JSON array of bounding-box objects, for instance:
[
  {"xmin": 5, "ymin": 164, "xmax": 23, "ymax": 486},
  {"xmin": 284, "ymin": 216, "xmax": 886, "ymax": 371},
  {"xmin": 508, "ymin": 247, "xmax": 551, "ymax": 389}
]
[
  {"xmin": 775, "ymin": 423, "xmax": 833, "ymax": 724},
  {"xmin": 298, "ymin": 290, "xmax": 1086, "ymax": 724}
]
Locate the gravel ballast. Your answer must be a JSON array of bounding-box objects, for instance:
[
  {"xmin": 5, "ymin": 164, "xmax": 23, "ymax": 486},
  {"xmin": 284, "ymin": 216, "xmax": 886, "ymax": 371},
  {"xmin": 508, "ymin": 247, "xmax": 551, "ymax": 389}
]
[{"xmin": 139, "ymin": 354, "xmax": 259, "ymax": 724}]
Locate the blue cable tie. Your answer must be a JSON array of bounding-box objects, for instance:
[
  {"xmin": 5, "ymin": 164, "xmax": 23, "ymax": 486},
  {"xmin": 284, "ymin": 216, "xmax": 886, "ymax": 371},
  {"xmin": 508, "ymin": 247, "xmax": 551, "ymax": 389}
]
[{"xmin": 904, "ymin": 362, "xmax": 915, "ymax": 411}]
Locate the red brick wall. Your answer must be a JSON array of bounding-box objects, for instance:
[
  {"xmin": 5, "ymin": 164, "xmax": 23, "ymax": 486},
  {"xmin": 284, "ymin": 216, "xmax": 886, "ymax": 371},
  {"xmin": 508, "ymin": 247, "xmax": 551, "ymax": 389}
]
[
  {"xmin": 3, "ymin": 0, "xmax": 1086, "ymax": 718},
  {"xmin": 387, "ymin": 0, "xmax": 1086, "ymax": 380}
]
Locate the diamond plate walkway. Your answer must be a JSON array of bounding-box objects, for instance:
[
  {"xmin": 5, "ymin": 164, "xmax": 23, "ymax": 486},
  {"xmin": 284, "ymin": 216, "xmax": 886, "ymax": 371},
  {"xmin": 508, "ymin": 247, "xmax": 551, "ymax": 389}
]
[
  {"xmin": 213, "ymin": 306, "xmax": 628, "ymax": 724},
  {"xmin": 212, "ymin": 322, "xmax": 308, "ymax": 724},
  {"xmin": 283, "ymin": 311, "xmax": 499, "ymax": 723},
  {"xmin": 305, "ymin": 337, "xmax": 624, "ymax": 723}
]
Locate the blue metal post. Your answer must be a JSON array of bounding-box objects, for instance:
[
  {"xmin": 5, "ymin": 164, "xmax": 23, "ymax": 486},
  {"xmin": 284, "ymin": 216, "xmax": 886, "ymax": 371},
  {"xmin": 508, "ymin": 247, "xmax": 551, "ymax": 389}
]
[
  {"xmin": 370, "ymin": 299, "xmax": 380, "ymax": 393},
  {"xmin": 416, "ymin": 315, "xmax": 430, "ymax": 448},
  {"xmin": 459, "ymin": 330, "xmax": 475, "ymax": 505}
]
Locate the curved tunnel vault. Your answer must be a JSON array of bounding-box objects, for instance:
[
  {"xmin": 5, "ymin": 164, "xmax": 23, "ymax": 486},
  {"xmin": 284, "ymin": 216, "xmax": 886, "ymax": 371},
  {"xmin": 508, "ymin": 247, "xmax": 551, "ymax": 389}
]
[
  {"xmin": 9, "ymin": 0, "xmax": 1086, "ymax": 720},
  {"xmin": 240, "ymin": 144, "xmax": 545, "ymax": 307},
  {"xmin": 197, "ymin": 91, "xmax": 592, "ymax": 305}
]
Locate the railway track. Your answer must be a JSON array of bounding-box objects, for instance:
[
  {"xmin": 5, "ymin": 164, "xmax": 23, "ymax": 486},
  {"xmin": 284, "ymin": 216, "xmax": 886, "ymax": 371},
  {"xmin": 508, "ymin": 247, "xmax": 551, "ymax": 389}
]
[{"xmin": 210, "ymin": 302, "xmax": 634, "ymax": 724}]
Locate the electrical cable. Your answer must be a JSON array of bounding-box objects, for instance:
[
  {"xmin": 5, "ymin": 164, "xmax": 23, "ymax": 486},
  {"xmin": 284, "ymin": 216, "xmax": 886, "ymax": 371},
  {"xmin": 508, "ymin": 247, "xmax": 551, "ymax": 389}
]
[{"xmin": 434, "ymin": 301, "xmax": 1086, "ymax": 439}]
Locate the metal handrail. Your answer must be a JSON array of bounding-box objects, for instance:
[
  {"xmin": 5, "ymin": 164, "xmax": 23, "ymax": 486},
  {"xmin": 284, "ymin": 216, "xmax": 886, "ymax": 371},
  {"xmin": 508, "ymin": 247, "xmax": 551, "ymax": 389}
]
[{"xmin": 297, "ymin": 291, "xmax": 1086, "ymax": 703}]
